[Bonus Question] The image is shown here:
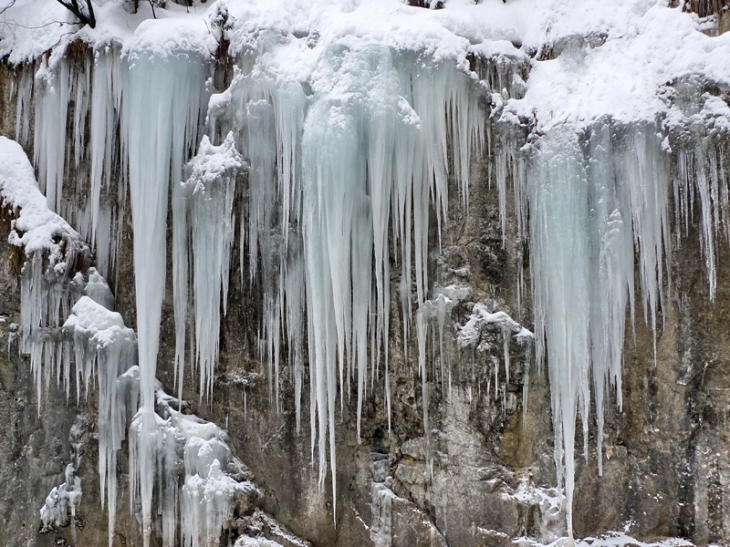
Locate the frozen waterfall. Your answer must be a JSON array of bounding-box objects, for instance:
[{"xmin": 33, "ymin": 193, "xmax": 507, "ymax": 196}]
[{"xmin": 5, "ymin": 0, "xmax": 730, "ymax": 544}]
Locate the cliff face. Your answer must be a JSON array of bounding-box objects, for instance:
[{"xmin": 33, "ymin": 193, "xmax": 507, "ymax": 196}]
[{"xmin": 2, "ymin": 2, "xmax": 730, "ymax": 547}]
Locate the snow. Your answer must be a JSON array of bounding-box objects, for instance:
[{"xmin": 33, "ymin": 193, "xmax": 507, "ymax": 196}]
[{"xmin": 0, "ymin": 136, "xmax": 79, "ymax": 258}]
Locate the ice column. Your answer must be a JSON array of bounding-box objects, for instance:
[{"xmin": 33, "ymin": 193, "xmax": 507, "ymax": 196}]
[{"xmin": 122, "ymin": 48, "xmax": 207, "ymax": 547}]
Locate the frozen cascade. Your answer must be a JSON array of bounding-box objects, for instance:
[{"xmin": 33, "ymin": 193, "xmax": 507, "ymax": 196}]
[
  {"xmin": 122, "ymin": 46, "xmax": 208, "ymax": 546},
  {"xmin": 524, "ymin": 121, "xmax": 670, "ymax": 537},
  {"xmin": 299, "ymin": 49, "xmax": 483, "ymax": 513},
  {"xmin": 208, "ymin": 70, "xmax": 309, "ymax": 419},
  {"xmin": 6, "ymin": 1, "xmax": 730, "ymax": 544},
  {"xmin": 202, "ymin": 44, "xmax": 485, "ymax": 515}
]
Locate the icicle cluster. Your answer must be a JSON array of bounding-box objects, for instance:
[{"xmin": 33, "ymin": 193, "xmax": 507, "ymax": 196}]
[
  {"xmin": 204, "ymin": 46, "xmax": 487, "ymax": 513},
  {"xmin": 173, "ymin": 132, "xmax": 245, "ymax": 402},
  {"xmin": 521, "ymin": 120, "xmax": 670, "ymax": 537},
  {"xmin": 62, "ymin": 295, "xmax": 138, "ymax": 547},
  {"xmin": 669, "ymin": 86, "xmax": 730, "ymax": 301},
  {"xmin": 0, "ymin": 136, "xmax": 93, "ymax": 409},
  {"xmin": 15, "ymin": 50, "xmax": 125, "ymax": 281}
]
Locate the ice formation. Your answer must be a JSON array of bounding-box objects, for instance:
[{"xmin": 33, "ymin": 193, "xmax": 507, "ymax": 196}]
[
  {"xmin": 457, "ymin": 302, "xmax": 533, "ymax": 407},
  {"xmin": 40, "ymin": 416, "xmax": 87, "ymax": 541},
  {"xmin": 173, "ymin": 132, "xmax": 245, "ymax": 402},
  {"xmin": 62, "ymin": 295, "xmax": 137, "ymax": 546},
  {"xmin": 370, "ymin": 454, "xmax": 397, "ymax": 547},
  {"xmin": 129, "ymin": 388, "xmax": 260, "ymax": 547},
  {"xmin": 40, "ymin": 463, "xmax": 83, "ymax": 533},
  {"xmin": 5, "ymin": 0, "xmax": 730, "ymax": 543},
  {"xmin": 522, "ymin": 121, "xmax": 670, "ymax": 536}
]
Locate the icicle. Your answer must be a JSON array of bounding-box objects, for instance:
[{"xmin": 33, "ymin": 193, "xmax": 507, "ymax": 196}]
[
  {"xmin": 122, "ymin": 48, "xmax": 208, "ymax": 412},
  {"xmin": 122, "ymin": 47, "xmax": 208, "ymax": 547},
  {"xmin": 89, "ymin": 48, "xmax": 123, "ymax": 280},
  {"xmin": 416, "ymin": 295, "xmax": 454, "ymax": 478}
]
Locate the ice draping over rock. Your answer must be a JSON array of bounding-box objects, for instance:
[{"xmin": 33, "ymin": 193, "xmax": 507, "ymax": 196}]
[
  {"xmin": 457, "ymin": 302, "xmax": 533, "ymax": 408},
  {"xmin": 4, "ymin": 0, "xmax": 730, "ymax": 542},
  {"xmin": 129, "ymin": 388, "xmax": 261, "ymax": 547},
  {"xmin": 62, "ymin": 295, "xmax": 137, "ymax": 546},
  {"xmin": 40, "ymin": 463, "xmax": 83, "ymax": 533}
]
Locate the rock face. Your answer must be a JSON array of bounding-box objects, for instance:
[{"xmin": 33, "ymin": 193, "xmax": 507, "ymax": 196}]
[{"xmin": 2, "ymin": 41, "xmax": 730, "ymax": 547}]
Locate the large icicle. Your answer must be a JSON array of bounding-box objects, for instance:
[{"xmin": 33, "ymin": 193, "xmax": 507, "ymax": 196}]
[{"xmin": 122, "ymin": 46, "xmax": 208, "ymax": 547}]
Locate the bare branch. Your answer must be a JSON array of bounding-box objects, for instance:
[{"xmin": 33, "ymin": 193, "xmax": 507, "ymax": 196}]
[
  {"xmin": 0, "ymin": 0, "xmax": 18, "ymax": 17},
  {"xmin": 54, "ymin": 0, "xmax": 96, "ymax": 29}
]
